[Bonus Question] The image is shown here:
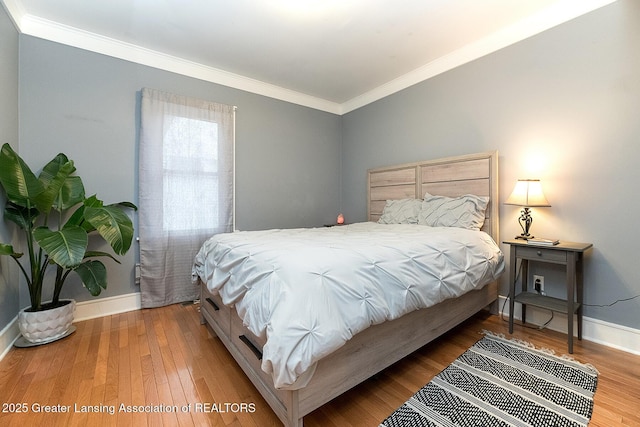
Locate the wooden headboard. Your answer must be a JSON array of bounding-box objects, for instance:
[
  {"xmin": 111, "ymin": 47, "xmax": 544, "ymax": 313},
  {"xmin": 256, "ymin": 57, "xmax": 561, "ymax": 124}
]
[{"xmin": 367, "ymin": 151, "xmax": 499, "ymax": 242}]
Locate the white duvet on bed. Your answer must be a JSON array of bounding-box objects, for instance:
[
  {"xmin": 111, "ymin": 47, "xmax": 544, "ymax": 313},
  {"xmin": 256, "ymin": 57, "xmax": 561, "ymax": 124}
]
[{"xmin": 192, "ymin": 222, "xmax": 504, "ymax": 390}]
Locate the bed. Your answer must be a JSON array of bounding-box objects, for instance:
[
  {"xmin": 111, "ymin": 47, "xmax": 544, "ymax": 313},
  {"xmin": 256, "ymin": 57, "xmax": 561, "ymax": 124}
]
[{"xmin": 192, "ymin": 150, "xmax": 503, "ymax": 426}]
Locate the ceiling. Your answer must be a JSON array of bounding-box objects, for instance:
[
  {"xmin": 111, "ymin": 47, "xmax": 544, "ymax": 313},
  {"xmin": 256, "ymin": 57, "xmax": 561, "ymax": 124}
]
[{"xmin": 3, "ymin": 0, "xmax": 615, "ymax": 114}]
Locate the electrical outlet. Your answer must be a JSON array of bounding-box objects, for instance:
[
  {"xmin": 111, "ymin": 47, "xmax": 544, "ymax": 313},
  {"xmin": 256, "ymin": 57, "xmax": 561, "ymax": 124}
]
[
  {"xmin": 135, "ymin": 263, "xmax": 141, "ymax": 285},
  {"xmin": 533, "ymin": 275, "xmax": 545, "ymax": 294}
]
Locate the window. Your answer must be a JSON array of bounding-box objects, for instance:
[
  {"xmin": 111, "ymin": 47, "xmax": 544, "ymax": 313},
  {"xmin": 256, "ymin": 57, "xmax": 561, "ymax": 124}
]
[
  {"xmin": 138, "ymin": 88, "xmax": 235, "ymax": 308},
  {"xmin": 162, "ymin": 115, "xmax": 221, "ymax": 232}
]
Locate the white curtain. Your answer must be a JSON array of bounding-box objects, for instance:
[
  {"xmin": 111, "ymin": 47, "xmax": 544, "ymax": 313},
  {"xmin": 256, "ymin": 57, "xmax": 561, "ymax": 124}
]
[{"xmin": 139, "ymin": 88, "xmax": 235, "ymax": 308}]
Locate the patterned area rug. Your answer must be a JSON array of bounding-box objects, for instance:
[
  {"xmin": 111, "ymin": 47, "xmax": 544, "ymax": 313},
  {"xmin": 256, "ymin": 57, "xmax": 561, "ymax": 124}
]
[{"xmin": 380, "ymin": 332, "xmax": 598, "ymax": 427}]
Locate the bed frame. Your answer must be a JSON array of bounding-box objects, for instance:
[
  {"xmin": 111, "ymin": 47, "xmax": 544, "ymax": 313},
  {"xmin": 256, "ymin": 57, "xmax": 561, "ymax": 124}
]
[{"xmin": 199, "ymin": 150, "xmax": 499, "ymax": 426}]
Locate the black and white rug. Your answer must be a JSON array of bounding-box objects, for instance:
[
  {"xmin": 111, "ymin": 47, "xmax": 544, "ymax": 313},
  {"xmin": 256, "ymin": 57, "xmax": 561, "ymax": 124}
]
[{"xmin": 380, "ymin": 332, "xmax": 598, "ymax": 427}]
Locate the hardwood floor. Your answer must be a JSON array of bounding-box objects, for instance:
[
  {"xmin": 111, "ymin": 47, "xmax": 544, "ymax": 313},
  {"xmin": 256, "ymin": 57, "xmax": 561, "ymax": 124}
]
[{"xmin": 1, "ymin": 303, "xmax": 638, "ymax": 426}]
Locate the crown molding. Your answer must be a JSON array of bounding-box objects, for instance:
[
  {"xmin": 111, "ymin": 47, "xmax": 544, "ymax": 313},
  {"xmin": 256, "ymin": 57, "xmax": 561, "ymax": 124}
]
[
  {"xmin": 4, "ymin": 0, "xmax": 616, "ymax": 116},
  {"xmin": 340, "ymin": 0, "xmax": 617, "ymax": 114},
  {"xmin": 0, "ymin": 0, "xmax": 24, "ymax": 29},
  {"xmin": 15, "ymin": 13, "xmax": 342, "ymax": 115}
]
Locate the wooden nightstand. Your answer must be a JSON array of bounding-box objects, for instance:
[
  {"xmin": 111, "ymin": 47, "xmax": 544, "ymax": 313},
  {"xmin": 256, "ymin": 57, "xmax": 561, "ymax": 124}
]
[{"xmin": 503, "ymin": 239, "xmax": 593, "ymax": 353}]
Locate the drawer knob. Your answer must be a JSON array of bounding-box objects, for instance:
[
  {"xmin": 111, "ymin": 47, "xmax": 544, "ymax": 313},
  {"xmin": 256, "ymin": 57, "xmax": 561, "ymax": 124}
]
[{"xmin": 537, "ymin": 251, "xmax": 542, "ymax": 256}]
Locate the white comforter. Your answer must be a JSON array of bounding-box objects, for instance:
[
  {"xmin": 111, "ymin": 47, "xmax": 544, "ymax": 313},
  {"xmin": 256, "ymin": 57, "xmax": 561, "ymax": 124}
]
[{"xmin": 192, "ymin": 222, "xmax": 504, "ymax": 390}]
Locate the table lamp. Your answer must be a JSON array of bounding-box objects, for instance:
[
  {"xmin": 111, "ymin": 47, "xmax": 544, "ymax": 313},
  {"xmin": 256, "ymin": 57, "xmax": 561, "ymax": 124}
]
[{"xmin": 505, "ymin": 179, "xmax": 550, "ymax": 239}]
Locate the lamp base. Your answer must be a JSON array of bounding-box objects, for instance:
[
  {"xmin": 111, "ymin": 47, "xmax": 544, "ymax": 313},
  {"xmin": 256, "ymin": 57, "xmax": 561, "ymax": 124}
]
[
  {"xmin": 515, "ymin": 234, "xmax": 533, "ymax": 240},
  {"xmin": 516, "ymin": 207, "xmax": 534, "ymax": 241}
]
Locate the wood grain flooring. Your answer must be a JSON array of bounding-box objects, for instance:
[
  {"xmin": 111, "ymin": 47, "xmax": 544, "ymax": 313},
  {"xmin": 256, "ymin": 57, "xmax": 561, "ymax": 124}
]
[{"xmin": 0, "ymin": 303, "xmax": 638, "ymax": 426}]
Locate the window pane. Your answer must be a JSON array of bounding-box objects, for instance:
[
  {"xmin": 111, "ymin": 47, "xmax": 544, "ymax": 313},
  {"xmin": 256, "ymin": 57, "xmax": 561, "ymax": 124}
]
[{"xmin": 162, "ymin": 115, "xmax": 220, "ymax": 232}]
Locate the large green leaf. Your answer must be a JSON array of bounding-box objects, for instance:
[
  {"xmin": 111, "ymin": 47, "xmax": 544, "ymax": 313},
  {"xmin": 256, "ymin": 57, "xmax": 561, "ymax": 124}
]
[
  {"xmin": 59, "ymin": 175, "xmax": 85, "ymax": 210},
  {"xmin": 33, "ymin": 225, "xmax": 88, "ymax": 267},
  {"xmin": 73, "ymin": 260, "xmax": 107, "ymax": 296},
  {"xmin": 64, "ymin": 204, "xmax": 85, "ymax": 229},
  {"xmin": 0, "ymin": 143, "xmax": 44, "ymax": 207},
  {"xmin": 3, "ymin": 204, "xmax": 39, "ymax": 230},
  {"xmin": 84, "ymin": 250, "xmax": 121, "ymax": 263},
  {"xmin": 84, "ymin": 205, "xmax": 134, "ymax": 255},
  {"xmin": 73, "ymin": 195, "xmax": 102, "ymax": 232},
  {"xmin": 115, "ymin": 201, "xmax": 138, "ymax": 211},
  {"xmin": 38, "ymin": 153, "xmax": 72, "ymax": 184},
  {"xmin": 36, "ymin": 154, "xmax": 83, "ymax": 213},
  {"xmin": 0, "ymin": 243, "xmax": 22, "ymax": 258},
  {"xmin": 84, "ymin": 195, "xmax": 103, "ymax": 208}
]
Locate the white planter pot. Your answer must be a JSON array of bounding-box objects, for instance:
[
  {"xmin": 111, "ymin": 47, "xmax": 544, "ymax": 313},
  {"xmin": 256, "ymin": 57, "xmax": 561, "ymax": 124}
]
[{"xmin": 18, "ymin": 300, "xmax": 76, "ymax": 344}]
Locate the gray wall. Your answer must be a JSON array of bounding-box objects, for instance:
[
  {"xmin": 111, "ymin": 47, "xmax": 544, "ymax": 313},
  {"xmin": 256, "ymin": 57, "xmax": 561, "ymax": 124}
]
[
  {"xmin": 0, "ymin": 5, "xmax": 20, "ymax": 330},
  {"xmin": 16, "ymin": 36, "xmax": 341, "ymax": 309},
  {"xmin": 342, "ymin": 0, "xmax": 640, "ymax": 329}
]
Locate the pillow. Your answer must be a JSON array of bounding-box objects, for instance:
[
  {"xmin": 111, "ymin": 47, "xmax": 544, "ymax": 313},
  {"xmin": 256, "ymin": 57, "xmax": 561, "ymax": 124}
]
[
  {"xmin": 418, "ymin": 193, "xmax": 489, "ymax": 230},
  {"xmin": 377, "ymin": 198, "xmax": 422, "ymax": 224}
]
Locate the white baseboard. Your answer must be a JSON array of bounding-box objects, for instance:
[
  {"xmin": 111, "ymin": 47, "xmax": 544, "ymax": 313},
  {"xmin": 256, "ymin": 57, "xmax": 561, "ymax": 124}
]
[
  {"xmin": 499, "ymin": 295, "xmax": 640, "ymax": 356},
  {"xmin": 73, "ymin": 292, "xmax": 141, "ymax": 322},
  {"xmin": 0, "ymin": 292, "xmax": 142, "ymax": 362},
  {"xmin": 0, "ymin": 317, "xmax": 20, "ymax": 361},
  {"xmin": 3, "ymin": 294, "xmax": 638, "ymax": 362}
]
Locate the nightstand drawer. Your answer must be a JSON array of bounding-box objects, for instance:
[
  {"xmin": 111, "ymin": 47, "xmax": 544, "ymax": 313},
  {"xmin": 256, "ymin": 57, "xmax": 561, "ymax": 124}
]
[{"xmin": 516, "ymin": 246, "xmax": 567, "ymax": 263}]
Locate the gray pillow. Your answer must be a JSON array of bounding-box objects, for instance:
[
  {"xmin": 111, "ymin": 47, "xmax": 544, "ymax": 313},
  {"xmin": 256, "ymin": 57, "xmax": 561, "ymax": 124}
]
[
  {"xmin": 418, "ymin": 193, "xmax": 488, "ymax": 230},
  {"xmin": 378, "ymin": 198, "xmax": 422, "ymax": 224}
]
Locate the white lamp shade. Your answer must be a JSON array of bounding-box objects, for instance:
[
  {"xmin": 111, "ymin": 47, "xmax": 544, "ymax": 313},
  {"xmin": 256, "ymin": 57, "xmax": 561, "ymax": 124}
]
[{"xmin": 505, "ymin": 179, "xmax": 550, "ymax": 207}]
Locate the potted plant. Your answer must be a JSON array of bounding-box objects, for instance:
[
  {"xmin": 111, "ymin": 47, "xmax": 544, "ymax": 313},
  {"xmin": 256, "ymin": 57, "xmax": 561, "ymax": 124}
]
[{"xmin": 0, "ymin": 143, "xmax": 136, "ymax": 344}]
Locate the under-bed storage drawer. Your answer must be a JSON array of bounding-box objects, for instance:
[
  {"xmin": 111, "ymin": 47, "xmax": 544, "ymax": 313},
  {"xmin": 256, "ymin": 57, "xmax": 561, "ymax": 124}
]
[
  {"xmin": 230, "ymin": 314, "xmax": 288, "ymax": 404},
  {"xmin": 201, "ymin": 286, "xmax": 231, "ymax": 338},
  {"xmin": 230, "ymin": 313, "xmax": 266, "ymax": 370}
]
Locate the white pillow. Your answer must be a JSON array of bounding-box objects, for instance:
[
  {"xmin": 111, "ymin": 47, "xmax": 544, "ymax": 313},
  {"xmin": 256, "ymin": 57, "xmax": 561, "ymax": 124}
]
[
  {"xmin": 418, "ymin": 193, "xmax": 488, "ymax": 230},
  {"xmin": 378, "ymin": 198, "xmax": 422, "ymax": 224}
]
